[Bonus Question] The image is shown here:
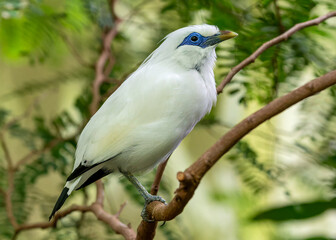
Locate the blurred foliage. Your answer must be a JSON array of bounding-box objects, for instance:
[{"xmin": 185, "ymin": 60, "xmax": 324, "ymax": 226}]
[
  {"xmin": 252, "ymin": 198, "xmax": 336, "ymax": 221},
  {"xmin": 1, "ymin": 0, "xmax": 336, "ymax": 239}
]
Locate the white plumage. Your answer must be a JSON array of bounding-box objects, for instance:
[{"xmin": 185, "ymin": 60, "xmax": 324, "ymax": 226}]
[{"xmin": 50, "ymin": 24, "xmax": 237, "ymax": 221}]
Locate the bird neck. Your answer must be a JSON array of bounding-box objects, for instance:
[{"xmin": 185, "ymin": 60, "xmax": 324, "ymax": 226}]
[{"xmin": 196, "ymin": 55, "xmax": 217, "ymax": 107}]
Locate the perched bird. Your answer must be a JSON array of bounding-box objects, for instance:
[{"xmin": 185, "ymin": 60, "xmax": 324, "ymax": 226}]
[{"xmin": 49, "ymin": 24, "xmax": 237, "ymax": 221}]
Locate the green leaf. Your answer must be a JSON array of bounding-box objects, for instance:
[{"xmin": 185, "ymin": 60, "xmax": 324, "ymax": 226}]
[{"xmin": 252, "ymin": 199, "xmax": 336, "ymax": 222}]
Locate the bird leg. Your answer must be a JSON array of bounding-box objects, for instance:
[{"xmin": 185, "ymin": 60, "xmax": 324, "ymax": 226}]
[{"xmin": 121, "ymin": 171, "xmax": 166, "ymax": 222}]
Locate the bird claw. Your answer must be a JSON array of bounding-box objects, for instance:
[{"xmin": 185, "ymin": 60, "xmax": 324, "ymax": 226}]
[{"xmin": 141, "ymin": 195, "xmax": 167, "ymax": 222}]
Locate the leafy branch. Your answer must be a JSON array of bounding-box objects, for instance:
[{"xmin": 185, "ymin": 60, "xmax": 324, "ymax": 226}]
[
  {"xmin": 2, "ymin": 5, "xmax": 336, "ymax": 240},
  {"xmin": 137, "ymin": 11, "xmax": 336, "ymax": 239},
  {"xmin": 216, "ymin": 11, "xmax": 336, "ymax": 93},
  {"xmin": 0, "ymin": 0, "xmax": 136, "ymax": 239}
]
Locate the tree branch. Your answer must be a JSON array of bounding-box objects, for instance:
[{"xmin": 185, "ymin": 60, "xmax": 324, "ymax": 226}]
[
  {"xmin": 4, "ymin": 1, "xmax": 137, "ymax": 239},
  {"xmin": 0, "ymin": 134, "xmax": 13, "ymax": 169},
  {"xmin": 14, "ymin": 183, "xmax": 136, "ymax": 239},
  {"xmin": 136, "ymin": 158, "xmax": 169, "ymax": 239},
  {"xmin": 135, "ymin": 11, "xmax": 336, "ymax": 239},
  {"xmin": 216, "ymin": 11, "xmax": 336, "ymax": 93},
  {"xmin": 6, "ymin": 7, "xmax": 336, "ymax": 240},
  {"xmin": 90, "ymin": 0, "xmax": 121, "ymax": 115},
  {"xmin": 0, "ymin": 134, "xmax": 18, "ymax": 229},
  {"xmin": 150, "ymin": 157, "xmax": 169, "ymax": 196},
  {"xmin": 141, "ymin": 70, "xmax": 336, "ymax": 223},
  {"xmin": 136, "ymin": 11, "xmax": 336, "ymax": 239}
]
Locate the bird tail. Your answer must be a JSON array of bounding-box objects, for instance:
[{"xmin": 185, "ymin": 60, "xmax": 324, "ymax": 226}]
[{"xmin": 49, "ymin": 177, "xmax": 81, "ymax": 221}]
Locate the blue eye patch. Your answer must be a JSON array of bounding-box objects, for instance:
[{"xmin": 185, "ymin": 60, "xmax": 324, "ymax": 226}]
[{"xmin": 177, "ymin": 32, "xmax": 220, "ymax": 49}]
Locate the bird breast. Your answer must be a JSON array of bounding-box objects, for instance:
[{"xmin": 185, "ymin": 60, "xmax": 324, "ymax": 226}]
[{"xmin": 75, "ymin": 61, "xmax": 217, "ymax": 173}]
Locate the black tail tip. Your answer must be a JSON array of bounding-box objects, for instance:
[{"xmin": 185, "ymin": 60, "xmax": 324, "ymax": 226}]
[{"xmin": 49, "ymin": 187, "xmax": 69, "ymax": 221}]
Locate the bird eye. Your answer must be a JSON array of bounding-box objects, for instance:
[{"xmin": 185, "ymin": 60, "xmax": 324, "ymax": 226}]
[{"xmin": 191, "ymin": 36, "xmax": 198, "ymax": 42}]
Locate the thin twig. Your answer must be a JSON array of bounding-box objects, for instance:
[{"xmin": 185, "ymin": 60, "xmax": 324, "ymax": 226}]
[
  {"xmin": 58, "ymin": 30, "xmax": 94, "ymax": 68},
  {"xmin": 14, "ymin": 186, "xmax": 136, "ymax": 239},
  {"xmin": 5, "ymin": 173, "xmax": 18, "ymax": 229},
  {"xmin": 136, "ymin": 158, "xmax": 169, "ymax": 240},
  {"xmin": 115, "ymin": 202, "xmax": 127, "ymax": 218},
  {"xmin": 150, "ymin": 158, "xmax": 169, "ymax": 196},
  {"xmin": 0, "ymin": 134, "xmax": 13, "ymax": 169},
  {"xmin": 0, "ymin": 134, "xmax": 18, "ymax": 228},
  {"xmin": 5, "ymin": 1, "xmax": 136, "ymax": 239},
  {"xmin": 90, "ymin": 0, "xmax": 121, "ymax": 115},
  {"xmin": 216, "ymin": 11, "xmax": 336, "ymax": 93}
]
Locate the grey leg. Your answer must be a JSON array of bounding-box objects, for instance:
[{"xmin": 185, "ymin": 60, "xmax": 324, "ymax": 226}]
[{"xmin": 121, "ymin": 171, "xmax": 166, "ymax": 222}]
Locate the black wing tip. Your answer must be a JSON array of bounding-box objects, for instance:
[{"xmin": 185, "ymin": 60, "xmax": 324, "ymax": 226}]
[
  {"xmin": 67, "ymin": 164, "xmax": 88, "ymax": 181},
  {"xmin": 76, "ymin": 168, "xmax": 112, "ymax": 190},
  {"xmin": 49, "ymin": 187, "xmax": 70, "ymax": 221}
]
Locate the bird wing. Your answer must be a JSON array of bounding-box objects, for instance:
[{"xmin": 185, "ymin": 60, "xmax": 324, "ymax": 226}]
[
  {"xmin": 72, "ymin": 67, "xmax": 158, "ymax": 170},
  {"xmin": 74, "ymin": 95, "xmax": 136, "ymax": 168},
  {"xmin": 72, "ymin": 62, "xmax": 209, "ymax": 173}
]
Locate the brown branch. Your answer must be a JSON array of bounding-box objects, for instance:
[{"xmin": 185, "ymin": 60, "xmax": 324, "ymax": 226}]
[
  {"xmin": 15, "ymin": 205, "xmax": 91, "ymax": 233},
  {"xmin": 139, "ymin": 70, "xmax": 336, "ymax": 225},
  {"xmin": 136, "ymin": 158, "xmax": 169, "ymax": 240},
  {"xmin": 95, "ymin": 179, "xmax": 105, "ymax": 206},
  {"xmin": 136, "ymin": 11, "xmax": 336, "ymax": 239},
  {"xmin": 14, "ymin": 185, "xmax": 136, "ymax": 239},
  {"xmin": 150, "ymin": 158, "xmax": 169, "ymax": 196},
  {"xmin": 90, "ymin": 0, "xmax": 121, "ymax": 115},
  {"xmin": 91, "ymin": 202, "xmax": 136, "ymax": 240},
  {"xmin": 0, "ymin": 134, "xmax": 13, "ymax": 169},
  {"xmin": 5, "ymin": 172, "xmax": 17, "ymax": 230},
  {"xmin": 6, "ymin": 1, "xmax": 136, "ymax": 239},
  {"xmin": 115, "ymin": 202, "xmax": 127, "ymax": 218},
  {"xmin": 9, "ymin": 8, "xmax": 336, "ymax": 240},
  {"xmin": 108, "ymin": 0, "xmax": 120, "ymax": 22},
  {"xmin": 216, "ymin": 10, "xmax": 336, "ymax": 93},
  {"xmin": 0, "ymin": 134, "xmax": 18, "ymax": 229}
]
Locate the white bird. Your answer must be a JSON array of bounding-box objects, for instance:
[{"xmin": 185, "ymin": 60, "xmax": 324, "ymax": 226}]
[{"xmin": 49, "ymin": 24, "xmax": 237, "ymax": 221}]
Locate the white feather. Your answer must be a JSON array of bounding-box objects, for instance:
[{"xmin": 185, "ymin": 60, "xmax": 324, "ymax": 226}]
[
  {"xmin": 49, "ymin": 25, "xmax": 238, "ymax": 220},
  {"xmin": 71, "ymin": 24, "xmax": 223, "ymax": 188}
]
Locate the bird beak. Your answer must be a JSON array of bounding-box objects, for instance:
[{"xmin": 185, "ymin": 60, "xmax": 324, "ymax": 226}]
[
  {"xmin": 201, "ymin": 30, "xmax": 238, "ymax": 47},
  {"xmin": 218, "ymin": 30, "xmax": 238, "ymax": 41}
]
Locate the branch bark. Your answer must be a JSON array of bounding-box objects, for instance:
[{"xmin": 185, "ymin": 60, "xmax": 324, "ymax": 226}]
[
  {"xmin": 139, "ymin": 70, "xmax": 336, "ymax": 224},
  {"xmin": 136, "ymin": 158, "xmax": 169, "ymax": 240},
  {"xmin": 136, "ymin": 10, "xmax": 336, "ymax": 239},
  {"xmin": 15, "ymin": 201, "xmax": 136, "ymax": 240},
  {"xmin": 90, "ymin": 16, "xmax": 121, "ymax": 115}
]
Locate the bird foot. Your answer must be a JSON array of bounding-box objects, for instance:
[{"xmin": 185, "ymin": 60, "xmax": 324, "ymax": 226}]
[{"xmin": 141, "ymin": 195, "xmax": 166, "ymax": 222}]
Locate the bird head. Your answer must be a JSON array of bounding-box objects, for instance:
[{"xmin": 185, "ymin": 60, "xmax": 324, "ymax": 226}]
[{"xmin": 143, "ymin": 24, "xmax": 237, "ymax": 71}]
